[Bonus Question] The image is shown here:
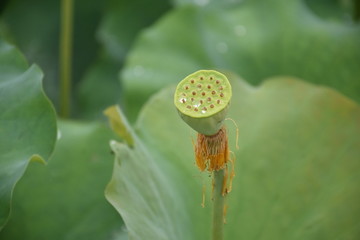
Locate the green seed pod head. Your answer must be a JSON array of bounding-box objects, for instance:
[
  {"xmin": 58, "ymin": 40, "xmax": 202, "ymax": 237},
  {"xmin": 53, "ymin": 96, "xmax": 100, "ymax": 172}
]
[{"xmin": 174, "ymin": 70, "xmax": 232, "ymax": 136}]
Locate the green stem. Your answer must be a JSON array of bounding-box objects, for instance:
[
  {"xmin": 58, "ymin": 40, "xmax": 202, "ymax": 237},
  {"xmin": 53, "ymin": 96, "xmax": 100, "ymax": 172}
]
[
  {"xmin": 212, "ymin": 169, "xmax": 225, "ymax": 240},
  {"xmin": 59, "ymin": 0, "xmax": 73, "ymax": 118}
]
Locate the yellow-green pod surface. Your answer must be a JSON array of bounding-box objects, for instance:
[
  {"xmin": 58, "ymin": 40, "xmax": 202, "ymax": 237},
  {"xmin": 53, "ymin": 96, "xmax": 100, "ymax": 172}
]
[{"xmin": 174, "ymin": 70, "xmax": 232, "ymax": 136}]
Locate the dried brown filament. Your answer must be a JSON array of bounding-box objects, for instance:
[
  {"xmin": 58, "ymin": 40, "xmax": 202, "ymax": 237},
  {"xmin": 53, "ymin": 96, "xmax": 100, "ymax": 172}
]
[{"xmin": 195, "ymin": 127, "xmax": 229, "ymax": 171}]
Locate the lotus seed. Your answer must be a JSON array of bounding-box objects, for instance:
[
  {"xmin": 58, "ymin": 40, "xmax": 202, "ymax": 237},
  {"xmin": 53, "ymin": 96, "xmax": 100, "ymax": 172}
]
[
  {"xmin": 192, "ymin": 91, "xmax": 196, "ymax": 95},
  {"xmin": 191, "ymin": 79, "xmax": 195, "ymax": 83},
  {"xmin": 210, "ymin": 104, "xmax": 214, "ymax": 108},
  {"xmin": 216, "ymin": 80, "xmax": 220, "ymax": 84},
  {"xmin": 202, "ymin": 92, "xmax": 206, "ymax": 96},
  {"xmin": 212, "ymin": 91, "xmax": 216, "ymax": 95},
  {"xmin": 194, "ymin": 108, "xmax": 198, "ymax": 111}
]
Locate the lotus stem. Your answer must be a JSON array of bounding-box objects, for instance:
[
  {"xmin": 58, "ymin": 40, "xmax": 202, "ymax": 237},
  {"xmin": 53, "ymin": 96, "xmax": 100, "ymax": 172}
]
[
  {"xmin": 212, "ymin": 169, "xmax": 226, "ymax": 240},
  {"xmin": 175, "ymin": 70, "xmax": 234, "ymax": 240},
  {"xmin": 59, "ymin": 0, "xmax": 73, "ymax": 118}
]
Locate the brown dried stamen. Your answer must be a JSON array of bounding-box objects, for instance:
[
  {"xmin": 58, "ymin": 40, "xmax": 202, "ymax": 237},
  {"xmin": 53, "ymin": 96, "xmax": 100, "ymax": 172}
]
[{"xmin": 194, "ymin": 127, "xmax": 229, "ymax": 171}]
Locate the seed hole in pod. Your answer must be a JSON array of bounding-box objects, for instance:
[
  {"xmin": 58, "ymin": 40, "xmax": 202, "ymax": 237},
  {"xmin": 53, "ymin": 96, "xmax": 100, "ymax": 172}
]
[
  {"xmin": 217, "ymin": 99, "xmax": 220, "ymax": 104},
  {"xmin": 219, "ymin": 86, "xmax": 223, "ymax": 90},
  {"xmin": 194, "ymin": 108, "xmax": 198, "ymax": 112},
  {"xmin": 197, "ymin": 84, "xmax": 202, "ymax": 88},
  {"xmin": 216, "ymin": 80, "xmax": 220, "ymax": 84},
  {"xmin": 200, "ymin": 100, "xmax": 203, "ymax": 104},
  {"xmin": 190, "ymin": 79, "xmax": 195, "ymax": 84},
  {"xmin": 181, "ymin": 99, "xmax": 186, "ymax": 103},
  {"xmin": 191, "ymin": 98, "xmax": 194, "ymax": 102},
  {"xmin": 212, "ymin": 91, "xmax": 216, "ymax": 95},
  {"xmin": 200, "ymin": 77, "xmax": 204, "ymax": 80},
  {"xmin": 220, "ymin": 93, "xmax": 224, "ymax": 97},
  {"xmin": 187, "ymin": 105, "xmax": 191, "ymax": 109},
  {"xmin": 210, "ymin": 77, "xmax": 213, "ymax": 80},
  {"xmin": 192, "ymin": 91, "xmax": 196, "ymax": 95},
  {"xmin": 201, "ymin": 92, "xmax": 206, "ymax": 96},
  {"xmin": 185, "ymin": 86, "xmax": 189, "ymax": 90},
  {"xmin": 210, "ymin": 104, "xmax": 214, "ymax": 108},
  {"xmin": 207, "ymin": 97, "xmax": 211, "ymax": 101},
  {"xmin": 207, "ymin": 85, "xmax": 211, "ymax": 89}
]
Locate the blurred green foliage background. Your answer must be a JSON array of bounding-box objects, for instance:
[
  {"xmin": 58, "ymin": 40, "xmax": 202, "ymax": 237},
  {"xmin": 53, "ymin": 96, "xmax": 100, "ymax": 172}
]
[{"xmin": 0, "ymin": 0, "xmax": 359, "ymax": 239}]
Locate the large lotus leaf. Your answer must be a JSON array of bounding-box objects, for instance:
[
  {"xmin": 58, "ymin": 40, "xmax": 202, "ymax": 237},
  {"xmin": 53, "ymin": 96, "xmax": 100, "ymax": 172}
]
[
  {"xmin": 121, "ymin": 0, "xmax": 360, "ymax": 121},
  {"xmin": 0, "ymin": 120, "xmax": 125, "ymax": 240},
  {"xmin": 0, "ymin": 40, "xmax": 57, "ymax": 230},
  {"xmin": 106, "ymin": 75, "xmax": 360, "ymax": 239}
]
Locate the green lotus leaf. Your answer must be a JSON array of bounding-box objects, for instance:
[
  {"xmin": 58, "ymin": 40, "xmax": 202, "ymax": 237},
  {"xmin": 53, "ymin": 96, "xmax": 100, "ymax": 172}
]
[
  {"xmin": 121, "ymin": 0, "xmax": 360, "ymax": 121},
  {"xmin": 106, "ymin": 75, "xmax": 360, "ymax": 239},
  {"xmin": 0, "ymin": 39, "xmax": 57, "ymax": 230},
  {"xmin": 0, "ymin": 120, "xmax": 125, "ymax": 239}
]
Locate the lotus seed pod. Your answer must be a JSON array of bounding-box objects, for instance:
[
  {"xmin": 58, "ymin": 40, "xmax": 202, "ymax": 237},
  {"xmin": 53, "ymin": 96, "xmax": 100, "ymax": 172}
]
[{"xmin": 174, "ymin": 70, "xmax": 232, "ymax": 136}]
